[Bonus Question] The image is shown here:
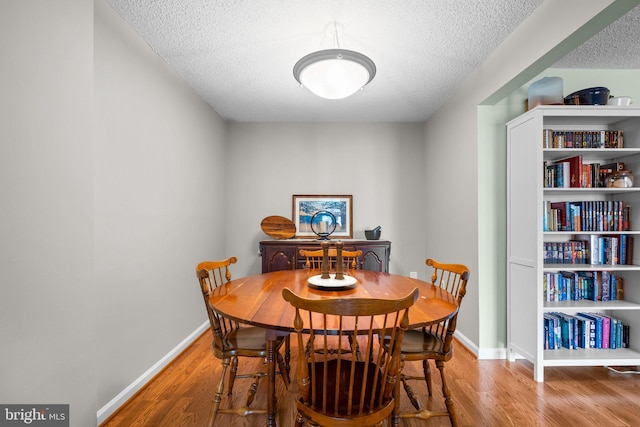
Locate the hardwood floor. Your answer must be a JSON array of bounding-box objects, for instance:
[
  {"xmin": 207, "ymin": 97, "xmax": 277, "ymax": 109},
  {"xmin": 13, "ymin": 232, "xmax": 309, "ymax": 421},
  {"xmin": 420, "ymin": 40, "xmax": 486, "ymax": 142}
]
[{"xmin": 101, "ymin": 332, "xmax": 640, "ymax": 427}]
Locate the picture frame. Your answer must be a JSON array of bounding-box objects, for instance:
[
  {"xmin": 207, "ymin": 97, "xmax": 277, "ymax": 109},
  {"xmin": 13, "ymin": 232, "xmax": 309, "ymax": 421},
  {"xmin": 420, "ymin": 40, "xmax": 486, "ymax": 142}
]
[{"xmin": 292, "ymin": 195, "xmax": 353, "ymax": 238}]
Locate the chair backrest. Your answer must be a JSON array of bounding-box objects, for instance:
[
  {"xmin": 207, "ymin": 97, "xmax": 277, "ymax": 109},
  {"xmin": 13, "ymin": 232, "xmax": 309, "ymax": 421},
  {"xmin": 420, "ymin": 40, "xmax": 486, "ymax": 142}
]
[
  {"xmin": 196, "ymin": 257, "xmax": 239, "ymax": 353},
  {"xmin": 299, "ymin": 248, "xmax": 362, "ymax": 271},
  {"xmin": 425, "ymin": 258, "xmax": 470, "ymax": 353},
  {"xmin": 282, "ymin": 287, "xmax": 418, "ymax": 424},
  {"xmin": 426, "ymin": 258, "xmax": 469, "ymax": 306}
]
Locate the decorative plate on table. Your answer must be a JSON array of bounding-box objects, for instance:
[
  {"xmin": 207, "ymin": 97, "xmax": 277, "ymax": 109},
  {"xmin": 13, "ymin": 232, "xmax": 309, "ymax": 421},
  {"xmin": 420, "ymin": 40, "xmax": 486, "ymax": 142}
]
[
  {"xmin": 308, "ymin": 274, "xmax": 357, "ymax": 290},
  {"xmin": 260, "ymin": 215, "xmax": 296, "ymax": 239}
]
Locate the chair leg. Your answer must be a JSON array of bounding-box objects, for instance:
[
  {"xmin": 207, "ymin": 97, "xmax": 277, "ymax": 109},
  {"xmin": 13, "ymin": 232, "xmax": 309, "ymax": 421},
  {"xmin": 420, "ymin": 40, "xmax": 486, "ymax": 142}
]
[
  {"xmin": 348, "ymin": 335, "xmax": 363, "ymax": 360},
  {"xmin": 401, "ymin": 373, "xmax": 423, "ymax": 411},
  {"xmin": 423, "ymin": 359, "xmax": 433, "ymax": 396},
  {"xmin": 227, "ymin": 356, "xmax": 238, "ymax": 395},
  {"xmin": 209, "ymin": 357, "xmax": 230, "ymax": 427},
  {"xmin": 392, "ymin": 363, "xmax": 402, "ymax": 427},
  {"xmin": 277, "ymin": 351, "xmax": 290, "ymax": 387},
  {"xmin": 245, "ymin": 373, "xmax": 260, "ymax": 407},
  {"xmin": 285, "ymin": 335, "xmax": 291, "ymax": 375},
  {"xmin": 436, "ymin": 360, "xmax": 457, "ymax": 427},
  {"xmin": 305, "ymin": 336, "xmax": 312, "ymax": 358}
]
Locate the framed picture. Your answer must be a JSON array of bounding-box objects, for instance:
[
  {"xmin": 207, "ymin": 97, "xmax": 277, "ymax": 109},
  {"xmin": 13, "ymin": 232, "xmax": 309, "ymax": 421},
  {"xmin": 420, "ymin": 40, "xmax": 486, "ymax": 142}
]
[{"xmin": 293, "ymin": 195, "xmax": 353, "ymax": 238}]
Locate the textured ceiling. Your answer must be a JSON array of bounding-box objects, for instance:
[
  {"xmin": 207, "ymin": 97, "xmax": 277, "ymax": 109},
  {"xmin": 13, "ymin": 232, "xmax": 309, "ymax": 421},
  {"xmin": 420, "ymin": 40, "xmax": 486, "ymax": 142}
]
[
  {"xmin": 553, "ymin": 5, "xmax": 640, "ymax": 69},
  {"xmin": 104, "ymin": 1, "xmax": 638, "ymax": 122}
]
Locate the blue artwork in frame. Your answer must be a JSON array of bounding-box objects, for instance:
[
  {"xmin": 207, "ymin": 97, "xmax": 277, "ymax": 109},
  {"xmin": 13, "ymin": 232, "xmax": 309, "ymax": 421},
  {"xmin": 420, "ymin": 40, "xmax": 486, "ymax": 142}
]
[{"xmin": 292, "ymin": 195, "xmax": 352, "ymax": 238}]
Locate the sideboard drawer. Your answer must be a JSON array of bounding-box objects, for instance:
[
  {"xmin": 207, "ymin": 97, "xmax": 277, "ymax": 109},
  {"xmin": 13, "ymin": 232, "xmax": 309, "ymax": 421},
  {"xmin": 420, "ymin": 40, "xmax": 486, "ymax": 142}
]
[{"xmin": 259, "ymin": 240, "xmax": 390, "ymax": 273}]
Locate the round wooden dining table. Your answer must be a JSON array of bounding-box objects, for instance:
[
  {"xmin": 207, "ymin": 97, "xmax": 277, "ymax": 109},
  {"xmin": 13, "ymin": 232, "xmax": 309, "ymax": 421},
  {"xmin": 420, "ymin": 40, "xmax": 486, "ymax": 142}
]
[{"xmin": 208, "ymin": 268, "xmax": 458, "ymax": 427}]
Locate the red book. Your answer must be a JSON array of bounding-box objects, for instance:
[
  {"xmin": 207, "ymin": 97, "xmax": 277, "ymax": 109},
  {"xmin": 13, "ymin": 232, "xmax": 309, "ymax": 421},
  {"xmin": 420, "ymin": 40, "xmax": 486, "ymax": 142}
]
[{"xmin": 558, "ymin": 155, "xmax": 583, "ymax": 187}]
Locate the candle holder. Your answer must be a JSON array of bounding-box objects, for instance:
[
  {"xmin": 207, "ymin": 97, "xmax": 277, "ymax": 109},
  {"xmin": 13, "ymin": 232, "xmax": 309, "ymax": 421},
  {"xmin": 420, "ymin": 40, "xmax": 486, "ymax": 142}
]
[{"xmin": 310, "ymin": 210, "xmax": 337, "ymax": 240}]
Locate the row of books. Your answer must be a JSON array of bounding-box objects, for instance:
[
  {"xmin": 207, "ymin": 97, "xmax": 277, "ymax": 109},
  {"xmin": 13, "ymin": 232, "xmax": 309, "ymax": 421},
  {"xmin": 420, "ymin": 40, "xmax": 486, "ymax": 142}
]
[
  {"xmin": 543, "ymin": 235, "xmax": 634, "ymax": 265},
  {"xmin": 542, "ymin": 129, "xmax": 625, "ymax": 149},
  {"xmin": 543, "ymin": 157, "xmax": 625, "ymax": 188},
  {"xmin": 543, "ymin": 312, "xmax": 629, "ymax": 350},
  {"xmin": 543, "ymin": 200, "xmax": 630, "ymax": 232},
  {"xmin": 543, "ymin": 271, "xmax": 623, "ymax": 302}
]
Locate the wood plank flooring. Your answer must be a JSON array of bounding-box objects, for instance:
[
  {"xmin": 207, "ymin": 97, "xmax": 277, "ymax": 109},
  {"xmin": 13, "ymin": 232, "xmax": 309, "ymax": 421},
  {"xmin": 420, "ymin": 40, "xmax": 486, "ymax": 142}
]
[{"xmin": 101, "ymin": 332, "xmax": 640, "ymax": 427}]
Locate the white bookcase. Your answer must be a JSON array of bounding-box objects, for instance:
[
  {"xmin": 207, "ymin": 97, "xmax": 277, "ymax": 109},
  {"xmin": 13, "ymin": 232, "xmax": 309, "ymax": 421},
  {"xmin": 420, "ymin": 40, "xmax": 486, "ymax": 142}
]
[{"xmin": 507, "ymin": 105, "xmax": 640, "ymax": 382}]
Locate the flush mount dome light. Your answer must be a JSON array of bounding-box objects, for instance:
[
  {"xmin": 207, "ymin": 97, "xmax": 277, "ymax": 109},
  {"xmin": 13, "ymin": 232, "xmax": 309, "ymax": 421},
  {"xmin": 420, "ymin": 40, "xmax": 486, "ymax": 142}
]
[{"xmin": 293, "ymin": 49, "xmax": 376, "ymax": 100}]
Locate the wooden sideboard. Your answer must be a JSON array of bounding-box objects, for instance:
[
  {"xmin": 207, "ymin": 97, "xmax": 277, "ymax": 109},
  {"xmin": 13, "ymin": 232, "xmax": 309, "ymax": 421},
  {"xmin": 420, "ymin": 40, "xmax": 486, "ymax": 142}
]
[{"xmin": 259, "ymin": 240, "xmax": 391, "ymax": 273}]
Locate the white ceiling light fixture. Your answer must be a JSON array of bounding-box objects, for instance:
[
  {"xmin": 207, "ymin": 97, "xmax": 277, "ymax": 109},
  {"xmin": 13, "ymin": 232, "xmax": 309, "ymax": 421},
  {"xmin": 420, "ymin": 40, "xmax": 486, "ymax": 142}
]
[{"xmin": 293, "ymin": 23, "xmax": 376, "ymax": 100}]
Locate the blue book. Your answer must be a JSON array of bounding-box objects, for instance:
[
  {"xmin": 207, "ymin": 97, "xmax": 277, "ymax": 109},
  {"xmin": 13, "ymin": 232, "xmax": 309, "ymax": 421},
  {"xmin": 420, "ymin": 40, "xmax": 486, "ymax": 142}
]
[
  {"xmin": 620, "ymin": 234, "xmax": 627, "ymax": 264},
  {"xmin": 578, "ymin": 312, "xmax": 603, "ymax": 348},
  {"xmin": 543, "ymin": 315, "xmax": 553, "ymax": 349},
  {"xmin": 616, "ymin": 320, "xmax": 624, "ymax": 349},
  {"xmin": 610, "ymin": 318, "xmax": 618, "ymax": 349},
  {"xmin": 574, "ymin": 314, "xmax": 596, "ymax": 348},
  {"xmin": 610, "ymin": 274, "xmax": 617, "ymax": 301},
  {"xmin": 558, "ymin": 313, "xmax": 576, "ymax": 349},
  {"xmin": 602, "ymin": 271, "xmax": 611, "ymax": 301},
  {"xmin": 543, "ymin": 201, "xmax": 549, "ymax": 231},
  {"xmin": 546, "ymin": 312, "xmax": 563, "ymax": 349}
]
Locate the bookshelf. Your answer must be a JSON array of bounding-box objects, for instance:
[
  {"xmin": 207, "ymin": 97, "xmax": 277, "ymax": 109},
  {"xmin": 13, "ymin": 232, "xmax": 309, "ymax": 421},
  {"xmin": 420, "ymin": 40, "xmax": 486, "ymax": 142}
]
[{"xmin": 507, "ymin": 105, "xmax": 640, "ymax": 382}]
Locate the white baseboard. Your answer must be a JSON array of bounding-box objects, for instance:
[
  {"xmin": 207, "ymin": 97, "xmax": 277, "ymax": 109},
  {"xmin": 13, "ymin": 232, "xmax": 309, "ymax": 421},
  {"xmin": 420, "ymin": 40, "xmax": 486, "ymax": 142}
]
[
  {"xmin": 477, "ymin": 347, "xmax": 508, "ymax": 360},
  {"xmin": 454, "ymin": 330, "xmax": 507, "ymax": 360},
  {"xmin": 97, "ymin": 322, "xmax": 209, "ymax": 425}
]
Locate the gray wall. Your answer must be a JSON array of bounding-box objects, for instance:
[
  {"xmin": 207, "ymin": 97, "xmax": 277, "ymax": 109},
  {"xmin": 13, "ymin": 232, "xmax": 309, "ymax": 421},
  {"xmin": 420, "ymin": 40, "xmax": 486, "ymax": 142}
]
[
  {"xmin": 0, "ymin": 1, "xmax": 95, "ymax": 426},
  {"xmin": 94, "ymin": 0, "xmax": 227, "ymax": 413},
  {"xmin": 225, "ymin": 122, "xmax": 427, "ymax": 279}
]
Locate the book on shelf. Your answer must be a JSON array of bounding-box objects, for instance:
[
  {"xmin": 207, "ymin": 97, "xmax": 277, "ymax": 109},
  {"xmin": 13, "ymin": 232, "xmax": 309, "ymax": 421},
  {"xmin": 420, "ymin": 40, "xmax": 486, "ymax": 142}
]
[
  {"xmin": 623, "ymin": 324, "xmax": 630, "ymax": 348},
  {"xmin": 588, "ymin": 313, "xmax": 611, "ymax": 349},
  {"xmin": 553, "ymin": 312, "xmax": 633, "ymax": 350},
  {"xmin": 544, "ymin": 235, "xmax": 634, "ymax": 267},
  {"xmin": 543, "ymin": 313, "xmax": 562, "ymax": 350},
  {"xmin": 544, "ymin": 200, "xmax": 630, "ymax": 232},
  {"xmin": 616, "ymin": 276, "xmax": 625, "ymax": 300},
  {"xmin": 542, "ymin": 160, "xmax": 626, "ymax": 189},
  {"xmin": 558, "ymin": 155, "xmax": 583, "ymax": 187},
  {"xmin": 543, "ymin": 234, "xmax": 634, "ymax": 265},
  {"xmin": 602, "ymin": 271, "xmax": 611, "ymax": 301},
  {"xmin": 600, "ymin": 314, "xmax": 612, "ymax": 349},
  {"xmin": 589, "ymin": 234, "xmax": 600, "ymax": 264},
  {"xmin": 542, "ymin": 271, "xmax": 624, "ymax": 302},
  {"xmin": 554, "ymin": 312, "xmax": 578, "ymax": 349},
  {"xmin": 543, "ymin": 312, "xmax": 584, "ymax": 350},
  {"xmin": 544, "ymin": 162, "xmax": 571, "ymax": 188},
  {"xmin": 581, "ymin": 162, "xmax": 600, "ymax": 188},
  {"xmin": 550, "ymin": 201, "xmax": 570, "ymax": 231},
  {"xmin": 575, "ymin": 312, "xmax": 604, "ymax": 348},
  {"xmin": 574, "ymin": 314, "xmax": 596, "ymax": 348},
  {"xmin": 542, "ymin": 129, "xmax": 624, "ymax": 149},
  {"xmin": 543, "ymin": 314, "xmax": 553, "ymax": 350},
  {"xmin": 543, "ymin": 241, "xmax": 587, "ymax": 265},
  {"xmin": 542, "ymin": 271, "xmax": 623, "ymax": 302}
]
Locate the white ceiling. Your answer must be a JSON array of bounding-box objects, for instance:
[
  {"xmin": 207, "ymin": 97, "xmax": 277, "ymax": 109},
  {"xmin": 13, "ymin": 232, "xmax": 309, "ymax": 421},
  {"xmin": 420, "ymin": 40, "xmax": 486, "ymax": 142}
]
[{"xmin": 104, "ymin": 1, "xmax": 639, "ymax": 123}]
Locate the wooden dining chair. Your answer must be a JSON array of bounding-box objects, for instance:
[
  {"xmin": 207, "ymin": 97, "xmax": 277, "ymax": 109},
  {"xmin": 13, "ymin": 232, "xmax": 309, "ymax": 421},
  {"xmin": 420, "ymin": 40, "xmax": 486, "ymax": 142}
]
[
  {"xmin": 299, "ymin": 248, "xmax": 362, "ymax": 271},
  {"xmin": 282, "ymin": 287, "xmax": 418, "ymax": 427},
  {"xmin": 299, "ymin": 247, "xmax": 365, "ymax": 358},
  {"xmin": 391, "ymin": 258, "xmax": 470, "ymax": 426},
  {"xmin": 196, "ymin": 257, "xmax": 290, "ymax": 426}
]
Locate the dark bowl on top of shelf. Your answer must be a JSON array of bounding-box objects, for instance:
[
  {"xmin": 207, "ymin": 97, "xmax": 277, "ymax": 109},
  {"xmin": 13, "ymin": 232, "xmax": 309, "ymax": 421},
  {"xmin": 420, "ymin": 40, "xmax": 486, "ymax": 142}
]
[
  {"xmin": 564, "ymin": 87, "xmax": 610, "ymax": 105},
  {"xmin": 364, "ymin": 228, "xmax": 381, "ymax": 240}
]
